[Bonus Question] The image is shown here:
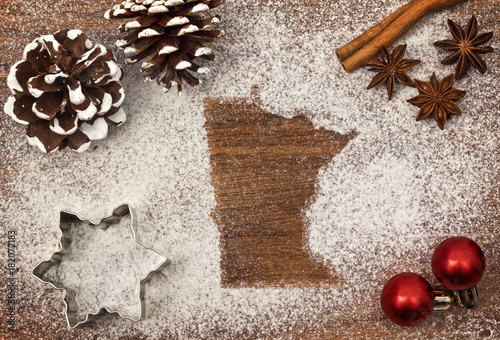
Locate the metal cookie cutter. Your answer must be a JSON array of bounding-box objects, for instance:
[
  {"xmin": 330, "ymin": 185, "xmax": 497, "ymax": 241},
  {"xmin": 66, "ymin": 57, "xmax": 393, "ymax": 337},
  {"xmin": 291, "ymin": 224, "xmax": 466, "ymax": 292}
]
[{"xmin": 32, "ymin": 204, "xmax": 168, "ymax": 328}]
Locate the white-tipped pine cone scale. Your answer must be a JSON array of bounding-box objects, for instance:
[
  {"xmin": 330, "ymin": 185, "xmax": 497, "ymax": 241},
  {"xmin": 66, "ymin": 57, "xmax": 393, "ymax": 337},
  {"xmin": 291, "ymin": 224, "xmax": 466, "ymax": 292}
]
[
  {"xmin": 4, "ymin": 30, "xmax": 126, "ymax": 153},
  {"xmin": 106, "ymin": 0, "xmax": 225, "ymax": 93}
]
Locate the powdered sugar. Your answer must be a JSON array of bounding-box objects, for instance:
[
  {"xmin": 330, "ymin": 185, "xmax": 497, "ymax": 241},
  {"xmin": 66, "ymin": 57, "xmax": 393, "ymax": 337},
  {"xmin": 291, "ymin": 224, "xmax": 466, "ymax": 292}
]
[
  {"xmin": 1, "ymin": 0, "xmax": 498, "ymax": 338},
  {"xmin": 6, "ymin": 61, "xmax": 24, "ymax": 93},
  {"xmin": 66, "ymin": 29, "xmax": 83, "ymax": 40}
]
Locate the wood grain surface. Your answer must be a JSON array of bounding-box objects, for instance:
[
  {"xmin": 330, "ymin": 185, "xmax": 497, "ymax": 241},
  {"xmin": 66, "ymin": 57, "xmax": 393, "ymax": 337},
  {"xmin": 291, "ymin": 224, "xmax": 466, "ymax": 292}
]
[
  {"xmin": 0, "ymin": 0, "xmax": 498, "ymax": 339},
  {"xmin": 204, "ymin": 86, "xmax": 356, "ymax": 288}
]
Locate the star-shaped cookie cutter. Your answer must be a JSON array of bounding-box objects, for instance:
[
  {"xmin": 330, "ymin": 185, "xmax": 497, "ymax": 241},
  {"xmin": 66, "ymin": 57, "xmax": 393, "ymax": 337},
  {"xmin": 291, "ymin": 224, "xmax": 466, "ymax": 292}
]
[{"xmin": 32, "ymin": 204, "xmax": 168, "ymax": 328}]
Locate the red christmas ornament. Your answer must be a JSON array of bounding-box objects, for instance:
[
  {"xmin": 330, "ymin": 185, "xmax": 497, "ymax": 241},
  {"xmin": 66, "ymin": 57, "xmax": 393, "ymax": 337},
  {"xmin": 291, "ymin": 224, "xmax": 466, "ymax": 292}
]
[
  {"xmin": 381, "ymin": 272, "xmax": 435, "ymax": 326},
  {"xmin": 432, "ymin": 237, "xmax": 485, "ymax": 291}
]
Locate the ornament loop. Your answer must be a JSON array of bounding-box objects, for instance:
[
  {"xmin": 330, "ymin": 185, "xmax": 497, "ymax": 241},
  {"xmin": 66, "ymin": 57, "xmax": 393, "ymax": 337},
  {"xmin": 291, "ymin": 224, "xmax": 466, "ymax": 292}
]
[
  {"xmin": 454, "ymin": 286, "xmax": 479, "ymax": 309},
  {"xmin": 433, "ymin": 290, "xmax": 453, "ymax": 311}
]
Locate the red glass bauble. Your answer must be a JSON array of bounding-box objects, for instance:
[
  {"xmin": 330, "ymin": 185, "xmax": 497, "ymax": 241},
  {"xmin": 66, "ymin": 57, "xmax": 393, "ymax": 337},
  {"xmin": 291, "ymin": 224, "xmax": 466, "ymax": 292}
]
[
  {"xmin": 432, "ymin": 237, "xmax": 485, "ymax": 291},
  {"xmin": 380, "ymin": 272, "xmax": 434, "ymax": 326}
]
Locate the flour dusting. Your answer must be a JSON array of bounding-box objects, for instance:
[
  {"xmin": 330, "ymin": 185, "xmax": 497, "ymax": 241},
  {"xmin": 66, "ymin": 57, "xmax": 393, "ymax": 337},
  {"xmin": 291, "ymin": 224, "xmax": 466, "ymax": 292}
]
[{"xmin": 1, "ymin": 0, "xmax": 498, "ymax": 338}]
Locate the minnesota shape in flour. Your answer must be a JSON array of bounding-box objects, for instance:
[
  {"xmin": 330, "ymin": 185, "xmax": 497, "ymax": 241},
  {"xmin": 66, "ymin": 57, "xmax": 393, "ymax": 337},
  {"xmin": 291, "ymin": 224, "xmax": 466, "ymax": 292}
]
[{"xmin": 203, "ymin": 86, "xmax": 357, "ymax": 288}]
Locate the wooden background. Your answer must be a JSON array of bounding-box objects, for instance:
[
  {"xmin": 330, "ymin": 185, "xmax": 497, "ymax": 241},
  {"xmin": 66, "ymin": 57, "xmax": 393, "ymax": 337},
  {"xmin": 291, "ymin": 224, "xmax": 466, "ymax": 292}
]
[
  {"xmin": 204, "ymin": 86, "xmax": 358, "ymax": 289},
  {"xmin": 0, "ymin": 0, "xmax": 498, "ymax": 338}
]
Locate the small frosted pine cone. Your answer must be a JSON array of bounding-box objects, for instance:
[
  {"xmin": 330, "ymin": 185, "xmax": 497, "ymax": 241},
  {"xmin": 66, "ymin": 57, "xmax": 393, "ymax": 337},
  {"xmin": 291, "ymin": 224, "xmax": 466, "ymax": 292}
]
[
  {"xmin": 4, "ymin": 29, "xmax": 126, "ymax": 153},
  {"xmin": 105, "ymin": 0, "xmax": 225, "ymax": 93}
]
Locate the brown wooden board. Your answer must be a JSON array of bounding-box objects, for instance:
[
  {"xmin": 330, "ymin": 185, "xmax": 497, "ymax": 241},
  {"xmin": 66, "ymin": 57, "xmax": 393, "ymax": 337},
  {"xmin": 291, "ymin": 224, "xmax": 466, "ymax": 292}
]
[{"xmin": 204, "ymin": 86, "xmax": 357, "ymax": 288}]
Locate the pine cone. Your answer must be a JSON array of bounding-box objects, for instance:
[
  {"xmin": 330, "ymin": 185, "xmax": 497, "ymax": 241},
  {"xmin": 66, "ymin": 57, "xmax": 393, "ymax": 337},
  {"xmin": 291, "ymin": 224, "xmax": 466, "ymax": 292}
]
[
  {"xmin": 105, "ymin": 0, "xmax": 225, "ymax": 93},
  {"xmin": 4, "ymin": 29, "xmax": 126, "ymax": 153}
]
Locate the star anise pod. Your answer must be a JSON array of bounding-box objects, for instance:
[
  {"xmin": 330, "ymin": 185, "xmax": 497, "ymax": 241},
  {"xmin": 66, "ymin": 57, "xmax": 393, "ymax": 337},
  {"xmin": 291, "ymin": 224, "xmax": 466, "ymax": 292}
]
[
  {"xmin": 365, "ymin": 44, "xmax": 420, "ymax": 100},
  {"xmin": 407, "ymin": 73, "xmax": 466, "ymax": 130},
  {"xmin": 434, "ymin": 15, "xmax": 494, "ymax": 80}
]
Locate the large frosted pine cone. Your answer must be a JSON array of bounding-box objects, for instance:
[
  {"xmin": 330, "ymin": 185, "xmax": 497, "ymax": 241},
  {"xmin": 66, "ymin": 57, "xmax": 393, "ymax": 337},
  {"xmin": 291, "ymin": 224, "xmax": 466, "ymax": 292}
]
[
  {"xmin": 4, "ymin": 29, "xmax": 126, "ymax": 153},
  {"xmin": 105, "ymin": 0, "xmax": 224, "ymax": 93}
]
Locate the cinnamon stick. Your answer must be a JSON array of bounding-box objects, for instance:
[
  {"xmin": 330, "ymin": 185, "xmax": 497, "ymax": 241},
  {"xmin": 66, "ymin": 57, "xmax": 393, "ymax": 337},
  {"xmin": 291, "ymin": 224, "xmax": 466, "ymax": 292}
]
[
  {"xmin": 337, "ymin": 0, "xmax": 468, "ymax": 73},
  {"xmin": 336, "ymin": 2, "xmax": 411, "ymax": 62}
]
